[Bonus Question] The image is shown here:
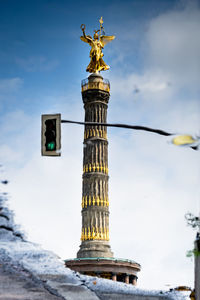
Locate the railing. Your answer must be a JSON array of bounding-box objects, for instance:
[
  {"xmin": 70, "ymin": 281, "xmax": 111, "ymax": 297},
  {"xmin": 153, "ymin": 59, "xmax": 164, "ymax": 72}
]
[
  {"xmin": 81, "ymin": 78, "xmax": 110, "ymax": 92},
  {"xmin": 65, "ymin": 257, "xmax": 140, "ymax": 265}
]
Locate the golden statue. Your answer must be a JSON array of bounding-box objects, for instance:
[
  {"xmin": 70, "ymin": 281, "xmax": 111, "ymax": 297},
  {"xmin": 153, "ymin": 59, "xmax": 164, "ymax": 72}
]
[{"xmin": 80, "ymin": 17, "xmax": 115, "ymax": 73}]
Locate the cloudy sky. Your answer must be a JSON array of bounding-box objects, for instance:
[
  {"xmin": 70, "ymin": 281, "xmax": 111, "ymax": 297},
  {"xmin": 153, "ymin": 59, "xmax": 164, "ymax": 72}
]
[{"xmin": 0, "ymin": 0, "xmax": 200, "ymax": 290}]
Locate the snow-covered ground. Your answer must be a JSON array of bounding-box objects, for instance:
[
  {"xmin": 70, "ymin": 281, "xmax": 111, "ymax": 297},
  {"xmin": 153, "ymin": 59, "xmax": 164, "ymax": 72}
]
[{"xmin": 0, "ymin": 193, "xmax": 187, "ymax": 300}]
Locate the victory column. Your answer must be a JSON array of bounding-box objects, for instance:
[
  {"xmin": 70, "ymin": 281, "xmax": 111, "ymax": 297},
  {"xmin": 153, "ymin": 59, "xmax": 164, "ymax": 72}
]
[{"xmin": 65, "ymin": 18, "xmax": 141, "ymax": 284}]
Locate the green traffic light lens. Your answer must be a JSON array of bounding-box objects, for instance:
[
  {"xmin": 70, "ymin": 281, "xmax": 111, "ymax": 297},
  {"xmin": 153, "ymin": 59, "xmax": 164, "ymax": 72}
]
[{"xmin": 47, "ymin": 141, "xmax": 56, "ymax": 150}]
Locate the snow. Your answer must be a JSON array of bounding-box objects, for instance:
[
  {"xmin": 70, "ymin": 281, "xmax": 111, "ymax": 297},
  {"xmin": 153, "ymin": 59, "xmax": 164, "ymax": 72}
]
[
  {"xmin": 0, "ymin": 192, "xmax": 187, "ymax": 300},
  {"xmin": 0, "ymin": 194, "xmax": 25, "ymax": 241},
  {"xmin": 79, "ymin": 275, "xmax": 187, "ymax": 300},
  {"xmin": 0, "ymin": 240, "xmax": 76, "ymax": 278},
  {"xmin": 0, "ymin": 236, "xmax": 187, "ymax": 300},
  {"xmin": 0, "ymin": 216, "xmax": 9, "ymax": 227},
  {"xmin": 0, "ymin": 194, "xmax": 74, "ymax": 278}
]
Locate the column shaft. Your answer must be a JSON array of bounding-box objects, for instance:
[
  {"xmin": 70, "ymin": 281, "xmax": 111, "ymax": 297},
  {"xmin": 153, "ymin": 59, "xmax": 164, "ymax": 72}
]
[{"xmin": 77, "ymin": 73, "xmax": 113, "ymax": 258}]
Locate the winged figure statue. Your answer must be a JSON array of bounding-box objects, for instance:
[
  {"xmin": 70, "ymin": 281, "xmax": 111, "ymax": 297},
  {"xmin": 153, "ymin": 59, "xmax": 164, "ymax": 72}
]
[{"xmin": 80, "ymin": 17, "xmax": 115, "ymax": 73}]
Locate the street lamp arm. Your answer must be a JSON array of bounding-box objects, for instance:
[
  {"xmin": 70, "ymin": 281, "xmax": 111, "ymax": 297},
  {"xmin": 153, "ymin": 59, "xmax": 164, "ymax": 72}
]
[{"xmin": 61, "ymin": 120, "xmax": 173, "ymax": 137}]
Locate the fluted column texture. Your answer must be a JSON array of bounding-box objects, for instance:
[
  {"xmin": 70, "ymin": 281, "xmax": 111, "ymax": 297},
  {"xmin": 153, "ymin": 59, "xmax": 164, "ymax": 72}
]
[{"xmin": 77, "ymin": 74, "xmax": 113, "ymax": 258}]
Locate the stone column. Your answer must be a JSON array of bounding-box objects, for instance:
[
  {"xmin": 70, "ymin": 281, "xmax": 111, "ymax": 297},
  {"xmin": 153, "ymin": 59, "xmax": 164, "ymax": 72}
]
[
  {"xmin": 131, "ymin": 275, "xmax": 138, "ymax": 286},
  {"xmin": 77, "ymin": 73, "xmax": 113, "ymax": 258},
  {"xmin": 112, "ymin": 274, "xmax": 117, "ymax": 281},
  {"xmin": 125, "ymin": 275, "xmax": 129, "ymax": 284}
]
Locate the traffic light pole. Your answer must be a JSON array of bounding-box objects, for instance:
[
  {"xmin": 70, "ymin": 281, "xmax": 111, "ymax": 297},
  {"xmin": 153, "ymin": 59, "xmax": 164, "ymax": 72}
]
[
  {"xmin": 61, "ymin": 119, "xmax": 173, "ymax": 137},
  {"xmin": 41, "ymin": 114, "xmax": 198, "ymax": 157},
  {"xmin": 61, "ymin": 119, "xmax": 199, "ymax": 150}
]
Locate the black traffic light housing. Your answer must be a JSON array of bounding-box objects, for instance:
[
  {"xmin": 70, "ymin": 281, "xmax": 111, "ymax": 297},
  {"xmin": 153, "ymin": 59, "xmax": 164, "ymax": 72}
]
[{"xmin": 41, "ymin": 114, "xmax": 61, "ymax": 156}]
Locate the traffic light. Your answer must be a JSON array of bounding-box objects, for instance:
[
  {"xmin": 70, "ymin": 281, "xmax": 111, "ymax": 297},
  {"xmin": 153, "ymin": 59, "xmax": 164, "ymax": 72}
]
[{"xmin": 41, "ymin": 114, "xmax": 61, "ymax": 156}]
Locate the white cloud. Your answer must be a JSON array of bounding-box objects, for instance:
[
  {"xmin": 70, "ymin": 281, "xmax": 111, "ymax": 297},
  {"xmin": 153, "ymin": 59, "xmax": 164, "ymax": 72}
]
[
  {"xmin": 0, "ymin": 78, "xmax": 23, "ymax": 94},
  {"xmin": 110, "ymin": 70, "xmax": 173, "ymax": 101},
  {"xmin": 109, "ymin": 0, "xmax": 200, "ymax": 107},
  {"xmin": 0, "ymin": 78, "xmax": 24, "ymax": 112},
  {"xmin": 145, "ymin": 0, "xmax": 200, "ymax": 88},
  {"xmin": 0, "ymin": 145, "xmax": 24, "ymax": 164},
  {"xmin": 108, "ymin": 129, "xmax": 199, "ymax": 289},
  {"xmin": 15, "ymin": 56, "xmax": 59, "ymax": 72},
  {"xmin": 1, "ymin": 110, "xmax": 33, "ymax": 134},
  {"xmin": 108, "ymin": 0, "xmax": 200, "ymax": 139}
]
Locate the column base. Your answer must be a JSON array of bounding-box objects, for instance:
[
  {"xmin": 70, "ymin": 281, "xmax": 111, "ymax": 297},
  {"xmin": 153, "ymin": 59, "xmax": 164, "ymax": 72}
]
[
  {"xmin": 77, "ymin": 240, "xmax": 113, "ymax": 258},
  {"xmin": 65, "ymin": 257, "xmax": 141, "ymax": 285}
]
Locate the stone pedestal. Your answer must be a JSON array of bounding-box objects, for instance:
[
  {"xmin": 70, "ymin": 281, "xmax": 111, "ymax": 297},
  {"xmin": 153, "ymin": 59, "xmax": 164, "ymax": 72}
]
[{"xmin": 65, "ymin": 258, "xmax": 140, "ymax": 285}]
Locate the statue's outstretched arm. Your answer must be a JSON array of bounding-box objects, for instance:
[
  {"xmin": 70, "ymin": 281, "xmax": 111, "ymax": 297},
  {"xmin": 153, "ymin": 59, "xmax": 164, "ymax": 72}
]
[
  {"xmin": 81, "ymin": 24, "xmax": 86, "ymax": 37},
  {"xmin": 80, "ymin": 24, "xmax": 92, "ymax": 44}
]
